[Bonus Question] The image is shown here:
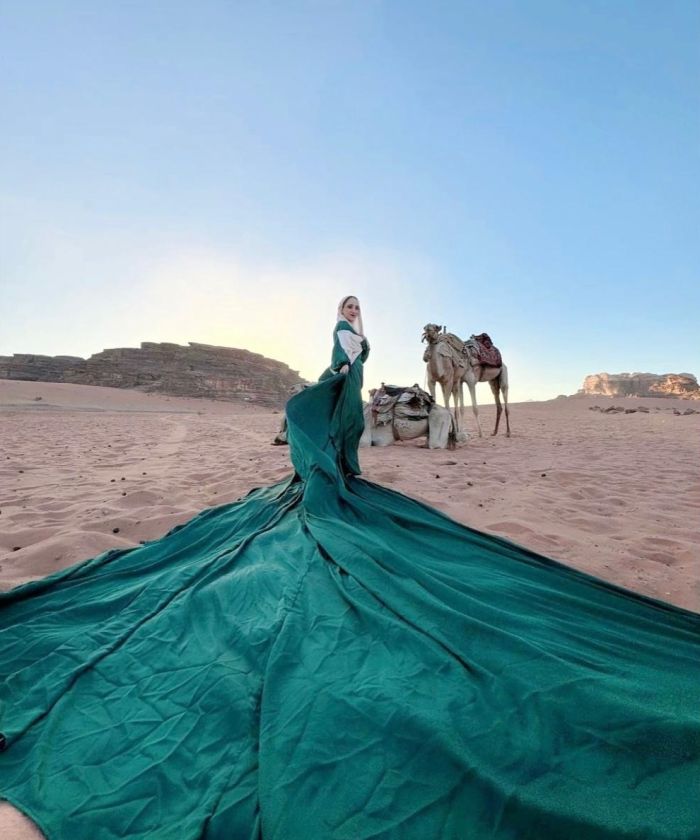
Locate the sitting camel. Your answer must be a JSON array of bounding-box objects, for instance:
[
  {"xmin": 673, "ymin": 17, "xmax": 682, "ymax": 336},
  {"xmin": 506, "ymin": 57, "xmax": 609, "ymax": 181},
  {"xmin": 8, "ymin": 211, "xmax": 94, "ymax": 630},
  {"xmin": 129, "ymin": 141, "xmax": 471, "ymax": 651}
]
[
  {"xmin": 273, "ymin": 383, "xmax": 458, "ymax": 449},
  {"xmin": 359, "ymin": 384, "xmax": 461, "ymax": 449}
]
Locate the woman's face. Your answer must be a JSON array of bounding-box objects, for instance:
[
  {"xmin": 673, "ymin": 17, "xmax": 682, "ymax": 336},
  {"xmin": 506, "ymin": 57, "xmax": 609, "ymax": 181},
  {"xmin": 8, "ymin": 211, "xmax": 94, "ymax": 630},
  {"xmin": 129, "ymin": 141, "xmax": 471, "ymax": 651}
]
[{"xmin": 342, "ymin": 297, "xmax": 360, "ymax": 323}]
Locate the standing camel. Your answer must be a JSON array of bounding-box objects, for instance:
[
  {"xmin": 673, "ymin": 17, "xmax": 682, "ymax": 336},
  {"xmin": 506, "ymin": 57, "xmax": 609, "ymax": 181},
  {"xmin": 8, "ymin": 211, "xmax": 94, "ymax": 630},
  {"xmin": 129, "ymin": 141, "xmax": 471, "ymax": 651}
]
[
  {"xmin": 421, "ymin": 324, "xmax": 465, "ymax": 430},
  {"xmin": 422, "ymin": 324, "xmax": 511, "ymax": 438},
  {"xmin": 460, "ymin": 335, "xmax": 510, "ymax": 437}
]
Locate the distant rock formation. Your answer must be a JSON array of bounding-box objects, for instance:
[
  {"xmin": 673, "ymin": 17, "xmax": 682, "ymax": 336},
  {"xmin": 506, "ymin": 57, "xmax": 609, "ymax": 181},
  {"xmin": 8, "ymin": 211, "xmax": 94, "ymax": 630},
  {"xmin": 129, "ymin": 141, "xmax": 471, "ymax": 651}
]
[
  {"xmin": 579, "ymin": 372, "xmax": 700, "ymax": 400},
  {"xmin": 0, "ymin": 342, "xmax": 307, "ymax": 407}
]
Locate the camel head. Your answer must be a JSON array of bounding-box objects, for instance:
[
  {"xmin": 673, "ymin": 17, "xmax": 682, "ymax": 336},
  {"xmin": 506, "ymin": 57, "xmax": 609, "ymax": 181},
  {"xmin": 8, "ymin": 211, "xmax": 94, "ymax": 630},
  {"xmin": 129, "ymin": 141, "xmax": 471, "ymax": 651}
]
[{"xmin": 422, "ymin": 323, "xmax": 443, "ymax": 344}]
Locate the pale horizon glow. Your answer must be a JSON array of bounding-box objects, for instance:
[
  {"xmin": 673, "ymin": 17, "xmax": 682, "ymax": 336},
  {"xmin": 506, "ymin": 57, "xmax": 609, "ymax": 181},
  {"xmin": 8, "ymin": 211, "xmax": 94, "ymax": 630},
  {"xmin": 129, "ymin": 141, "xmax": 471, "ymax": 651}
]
[{"xmin": 1, "ymin": 2, "xmax": 698, "ymax": 403}]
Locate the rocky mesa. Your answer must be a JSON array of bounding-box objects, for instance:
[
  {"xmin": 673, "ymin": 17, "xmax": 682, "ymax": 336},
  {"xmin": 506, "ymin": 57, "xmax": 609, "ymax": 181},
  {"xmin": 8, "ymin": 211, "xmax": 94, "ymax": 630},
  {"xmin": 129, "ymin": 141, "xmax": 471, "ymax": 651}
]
[
  {"xmin": 0, "ymin": 342, "xmax": 307, "ymax": 407},
  {"xmin": 579, "ymin": 372, "xmax": 700, "ymax": 399}
]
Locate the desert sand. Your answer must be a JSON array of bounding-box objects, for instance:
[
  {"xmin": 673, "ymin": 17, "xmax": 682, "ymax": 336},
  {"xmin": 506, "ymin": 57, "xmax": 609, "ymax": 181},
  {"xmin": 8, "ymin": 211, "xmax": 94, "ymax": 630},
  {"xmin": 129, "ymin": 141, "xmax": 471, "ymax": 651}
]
[{"xmin": 1, "ymin": 379, "xmax": 698, "ymax": 612}]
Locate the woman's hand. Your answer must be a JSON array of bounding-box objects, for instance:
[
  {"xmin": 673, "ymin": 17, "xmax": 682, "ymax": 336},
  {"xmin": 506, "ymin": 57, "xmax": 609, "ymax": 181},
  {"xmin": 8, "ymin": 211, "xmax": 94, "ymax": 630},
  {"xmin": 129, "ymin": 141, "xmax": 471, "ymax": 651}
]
[{"xmin": 339, "ymin": 364, "xmax": 349, "ymax": 375}]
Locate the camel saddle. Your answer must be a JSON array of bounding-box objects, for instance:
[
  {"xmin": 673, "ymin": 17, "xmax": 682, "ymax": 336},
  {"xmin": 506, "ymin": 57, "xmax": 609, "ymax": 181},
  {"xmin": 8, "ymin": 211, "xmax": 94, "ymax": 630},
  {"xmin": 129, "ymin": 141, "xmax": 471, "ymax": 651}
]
[
  {"xmin": 371, "ymin": 384, "xmax": 434, "ymax": 426},
  {"xmin": 468, "ymin": 333, "xmax": 502, "ymax": 368}
]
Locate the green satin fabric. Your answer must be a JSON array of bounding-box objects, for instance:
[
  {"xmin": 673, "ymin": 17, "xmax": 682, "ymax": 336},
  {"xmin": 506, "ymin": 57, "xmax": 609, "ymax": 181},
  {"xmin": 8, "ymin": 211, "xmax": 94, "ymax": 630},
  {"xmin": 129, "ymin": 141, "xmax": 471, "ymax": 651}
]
[{"xmin": 1, "ymin": 373, "xmax": 699, "ymax": 839}]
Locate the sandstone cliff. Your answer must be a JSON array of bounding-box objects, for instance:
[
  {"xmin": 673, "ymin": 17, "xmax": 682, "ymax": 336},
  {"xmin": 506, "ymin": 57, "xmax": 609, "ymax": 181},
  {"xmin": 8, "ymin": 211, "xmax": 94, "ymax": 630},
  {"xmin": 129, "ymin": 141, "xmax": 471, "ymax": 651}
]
[
  {"xmin": 0, "ymin": 342, "xmax": 306, "ymax": 407},
  {"xmin": 579, "ymin": 372, "xmax": 700, "ymax": 400}
]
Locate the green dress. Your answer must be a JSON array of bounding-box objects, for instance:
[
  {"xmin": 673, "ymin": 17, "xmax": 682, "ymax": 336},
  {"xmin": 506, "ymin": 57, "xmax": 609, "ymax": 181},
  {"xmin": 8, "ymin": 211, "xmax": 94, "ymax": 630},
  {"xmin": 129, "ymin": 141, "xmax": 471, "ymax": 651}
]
[
  {"xmin": 317, "ymin": 320, "xmax": 370, "ymax": 476},
  {"xmin": 0, "ymin": 344, "xmax": 699, "ymax": 839}
]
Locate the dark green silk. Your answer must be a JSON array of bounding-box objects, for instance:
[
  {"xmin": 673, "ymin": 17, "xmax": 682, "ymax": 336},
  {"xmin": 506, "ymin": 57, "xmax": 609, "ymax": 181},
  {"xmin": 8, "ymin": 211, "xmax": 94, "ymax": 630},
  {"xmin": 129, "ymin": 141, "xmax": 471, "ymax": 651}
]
[{"xmin": 1, "ymin": 373, "xmax": 699, "ymax": 839}]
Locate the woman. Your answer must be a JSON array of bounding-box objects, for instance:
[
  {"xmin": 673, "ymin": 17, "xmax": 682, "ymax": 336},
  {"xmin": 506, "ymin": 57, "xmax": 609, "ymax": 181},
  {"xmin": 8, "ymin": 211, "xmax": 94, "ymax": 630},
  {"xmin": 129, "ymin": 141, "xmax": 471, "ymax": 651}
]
[
  {"xmin": 1, "ymin": 299, "xmax": 699, "ymax": 840},
  {"xmin": 317, "ymin": 295, "xmax": 370, "ymax": 476}
]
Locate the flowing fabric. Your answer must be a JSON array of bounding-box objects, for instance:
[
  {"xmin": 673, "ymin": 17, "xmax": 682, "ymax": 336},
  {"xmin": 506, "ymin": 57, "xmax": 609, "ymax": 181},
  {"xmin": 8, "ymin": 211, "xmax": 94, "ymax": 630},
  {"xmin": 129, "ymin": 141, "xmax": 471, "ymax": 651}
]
[
  {"xmin": 318, "ymin": 319, "xmax": 368, "ymax": 476},
  {"xmin": 1, "ymin": 371, "xmax": 699, "ymax": 840}
]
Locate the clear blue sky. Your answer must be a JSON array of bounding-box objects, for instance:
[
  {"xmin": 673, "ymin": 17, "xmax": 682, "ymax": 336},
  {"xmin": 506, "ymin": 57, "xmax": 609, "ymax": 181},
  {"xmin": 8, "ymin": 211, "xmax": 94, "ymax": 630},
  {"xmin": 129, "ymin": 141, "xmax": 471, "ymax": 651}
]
[{"xmin": 1, "ymin": 0, "xmax": 698, "ymax": 401}]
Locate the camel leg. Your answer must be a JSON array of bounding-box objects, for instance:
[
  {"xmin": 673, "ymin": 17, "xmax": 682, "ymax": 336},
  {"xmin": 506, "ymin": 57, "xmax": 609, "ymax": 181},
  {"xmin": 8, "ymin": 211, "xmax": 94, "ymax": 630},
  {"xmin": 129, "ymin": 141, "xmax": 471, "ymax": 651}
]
[
  {"xmin": 439, "ymin": 380, "xmax": 451, "ymax": 415},
  {"xmin": 440, "ymin": 380, "xmax": 459, "ymax": 433},
  {"xmin": 502, "ymin": 384, "xmax": 511, "ymax": 437},
  {"xmin": 466, "ymin": 379, "xmax": 482, "ymax": 437},
  {"xmin": 489, "ymin": 379, "xmax": 502, "ymax": 436},
  {"xmin": 451, "ymin": 382, "xmax": 462, "ymax": 433},
  {"xmin": 427, "ymin": 373, "xmax": 436, "ymax": 401},
  {"xmin": 499, "ymin": 366, "xmax": 511, "ymax": 437},
  {"xmin": 439, "ymin": 380, "xmax": 449, "ymax": 409}
]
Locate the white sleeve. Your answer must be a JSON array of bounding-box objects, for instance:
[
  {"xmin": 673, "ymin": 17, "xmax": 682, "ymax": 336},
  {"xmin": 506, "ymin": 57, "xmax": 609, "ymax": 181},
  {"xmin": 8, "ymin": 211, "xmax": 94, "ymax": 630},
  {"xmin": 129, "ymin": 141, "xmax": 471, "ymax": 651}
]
[{"xmin": 337, "ymin": 330, "xmax": 361, "ymax": 365}]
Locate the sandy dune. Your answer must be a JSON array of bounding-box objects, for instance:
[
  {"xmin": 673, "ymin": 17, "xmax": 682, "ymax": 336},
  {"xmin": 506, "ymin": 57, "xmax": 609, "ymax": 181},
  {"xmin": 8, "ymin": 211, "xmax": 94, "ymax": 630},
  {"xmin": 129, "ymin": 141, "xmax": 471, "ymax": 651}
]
[{"xmin": 1, "ymin": 379, "xmax": 698, "ymax": 612}]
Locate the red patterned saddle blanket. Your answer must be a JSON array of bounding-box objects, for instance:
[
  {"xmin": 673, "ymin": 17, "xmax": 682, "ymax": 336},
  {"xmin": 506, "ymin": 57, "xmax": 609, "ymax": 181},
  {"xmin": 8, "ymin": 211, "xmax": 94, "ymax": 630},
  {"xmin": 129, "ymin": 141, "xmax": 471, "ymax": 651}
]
[{"xmin": 470, "ymin": 333, "xmax": 502, "ymax": 367}]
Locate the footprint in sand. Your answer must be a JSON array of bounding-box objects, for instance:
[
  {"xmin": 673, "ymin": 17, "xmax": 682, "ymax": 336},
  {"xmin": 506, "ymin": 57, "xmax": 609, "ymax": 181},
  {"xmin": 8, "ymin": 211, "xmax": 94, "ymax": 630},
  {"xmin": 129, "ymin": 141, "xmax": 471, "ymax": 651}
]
[
  {"xmin": 372, "ymin": 472, "xmax": 397, "ymax": 484},
  {"xmin": 645, "ymin": 536, "xmax": 684, "ymax": 550},
  {"xmin": 640, "ymin": 551, "xmax": 681, "ymax": 566}
]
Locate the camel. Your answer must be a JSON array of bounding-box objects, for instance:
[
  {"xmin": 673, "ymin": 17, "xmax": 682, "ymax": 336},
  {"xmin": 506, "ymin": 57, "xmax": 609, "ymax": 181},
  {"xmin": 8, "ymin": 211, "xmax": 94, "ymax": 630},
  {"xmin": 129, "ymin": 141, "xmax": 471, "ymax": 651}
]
[
  {"xmin": 273, "ymin": 382, "xmax": 460, "ymax": 450},
  {"xmin": 359, "ymin": 384, "xmax": 460, "ymax": 449},
  {"xmin": 460, "ymin": 335, "xmax": 510, "ymax": 437},
  {"xmin": 422, "ymin": 324, "xmax": 510, "ymax": 438},
  {"xmin": 421, "ymin": 324, "xmax": 465, "ymax": 430}
]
